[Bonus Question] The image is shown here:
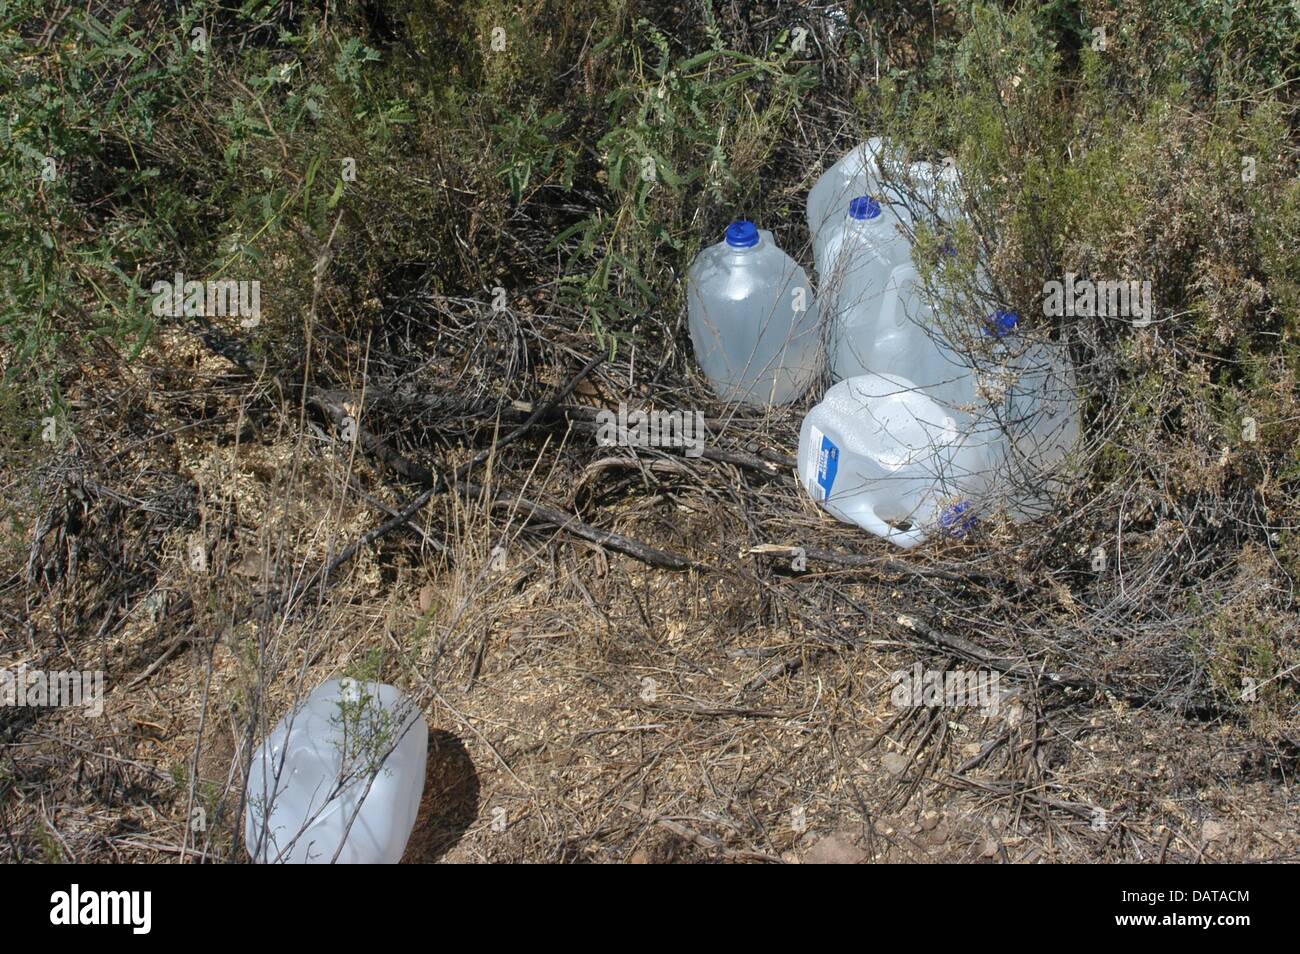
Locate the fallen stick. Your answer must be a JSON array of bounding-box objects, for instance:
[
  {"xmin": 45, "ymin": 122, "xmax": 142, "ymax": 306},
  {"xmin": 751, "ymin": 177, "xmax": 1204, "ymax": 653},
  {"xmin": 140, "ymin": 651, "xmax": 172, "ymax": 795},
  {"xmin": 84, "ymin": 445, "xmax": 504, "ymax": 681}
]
[
  {"xmin": 619, "ymin": 801, "xmax": 783, "ymax": 863},
  {"xmin": 744, "ymin": 650, "xmax": 817, "ymax": 693},
  {"xmin": 893, "ymin": 614, "xmax": 1223, "ymax": 718},
  {"xmin": 466, "ymin": 481, "xmax": 692, "ymax": 570}
]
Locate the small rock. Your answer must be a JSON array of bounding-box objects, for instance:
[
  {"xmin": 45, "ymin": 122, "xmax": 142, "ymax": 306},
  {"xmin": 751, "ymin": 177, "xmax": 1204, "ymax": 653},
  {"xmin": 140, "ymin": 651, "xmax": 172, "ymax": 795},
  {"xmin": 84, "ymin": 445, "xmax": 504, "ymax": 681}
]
[
  {"xmin": 882, "ymin": 752, "xmax": 909, "ymax": 775},
  {"xmin": 923, "ymin": 821, "xmax": 950, "ymax": 846}
]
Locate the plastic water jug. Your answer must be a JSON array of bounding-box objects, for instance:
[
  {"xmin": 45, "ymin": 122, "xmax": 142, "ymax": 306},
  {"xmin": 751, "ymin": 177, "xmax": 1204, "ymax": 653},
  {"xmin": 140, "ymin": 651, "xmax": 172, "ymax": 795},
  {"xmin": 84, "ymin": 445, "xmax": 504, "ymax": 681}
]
[
  {"xmin": 958, "ymin": 312, "xmax": 1081, "ymax": 523},
  {"xmin": 812, "ymin": 194, "xmax": 909, "ymax": 282},
  {"xmin": 807, "ymin": 139, "xmax": 886, "ymax": 247},
  {"xmin": 687, "ymin": 220, "xmax": 820, "ymax": 405},
  {"xmin": 831, "ymin": 261, "xmax": 980, "ymax": 408},
  {"xmin": 989, "ymin": 339, "xmax": 1081, "ymax": 522},
  {"xmin": 816, "ymin": 197, "xmax": 915, "ymax": 388},
  {"xmin": 811, "ymin": 144, "xmax": 960, "ymax": 234},
  {"xmin": 798, "ymin": 372, "xmax": 1000, "ymax": 548},
  {"xmin": 245, "ymin": 679, "xmax": 428, "ymax": 864}
]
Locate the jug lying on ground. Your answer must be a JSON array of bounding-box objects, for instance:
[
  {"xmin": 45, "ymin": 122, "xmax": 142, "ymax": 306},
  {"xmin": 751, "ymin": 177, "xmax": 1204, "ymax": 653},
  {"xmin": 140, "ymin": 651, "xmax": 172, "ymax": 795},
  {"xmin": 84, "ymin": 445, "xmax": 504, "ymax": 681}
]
[
  {"xmin": 798, "ymin": 372, "xmax": 1001, "ymax": 548},
  {"xmin": 245, "ymin": 679, "xmax": 428, "ymax": 864},
  {"xmin": 687, "ymin": 220, "xmax": 820, "ymax": 405},
  {"xmin": 829, "ymin": 262, "xmax": 1081, "ymax": 521}
]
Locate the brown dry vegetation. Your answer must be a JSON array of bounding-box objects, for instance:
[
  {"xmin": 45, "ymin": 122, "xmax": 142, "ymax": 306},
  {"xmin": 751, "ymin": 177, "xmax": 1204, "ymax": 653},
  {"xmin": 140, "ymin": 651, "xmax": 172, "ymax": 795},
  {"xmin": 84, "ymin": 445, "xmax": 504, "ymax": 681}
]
[{"xmin": 2, "ymin": 0, "xmax": 1299, "ymax": 863}]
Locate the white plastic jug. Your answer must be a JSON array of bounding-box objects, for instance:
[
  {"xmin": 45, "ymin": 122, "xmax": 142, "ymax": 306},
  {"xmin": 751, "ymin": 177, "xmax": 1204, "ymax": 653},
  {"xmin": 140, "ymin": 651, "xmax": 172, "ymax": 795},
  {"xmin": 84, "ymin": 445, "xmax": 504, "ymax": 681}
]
[
  {"xmin": 245, "ymin": 679, "xmax": 428, "ymax": 864},
  {"xmin": 886, "ymin": 160, "xmax": 963, "ymax": 230},
  {"xmin": 950, "ymin": 310, "xmax": 1081, "ymax": 524},
  {"xmin": 687, "ymin": 220, "xmax": 820, "ymax": 405},
  {"xmin": 831, "ymin": 261, "xmax": 981, "ymax": 410},
  {"xmin": 990, "ymin": 339, "xmax": 1081, "ymax": 522},
  {"xmin": 817, "ymin": 197, "xmax": 915, "ymax": 389},
  {"xmin": 807, "ymin": 139, "xmax": 887, "ymax": 248},
  {"xmin": 813, "ymin": 194, "xmax": 908, "ymax": 283},
  {"xmin": 798, "ymin": 372, "xmax": 999, "ymax": 548}
]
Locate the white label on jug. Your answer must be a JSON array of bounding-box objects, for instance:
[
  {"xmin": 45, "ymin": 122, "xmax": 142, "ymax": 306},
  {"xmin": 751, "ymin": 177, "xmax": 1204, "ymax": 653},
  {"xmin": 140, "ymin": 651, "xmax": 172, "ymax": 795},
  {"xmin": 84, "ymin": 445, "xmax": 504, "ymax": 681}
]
[{"xmin": 805, "ymin": 427, "xmax": 822, "ymax": 489}]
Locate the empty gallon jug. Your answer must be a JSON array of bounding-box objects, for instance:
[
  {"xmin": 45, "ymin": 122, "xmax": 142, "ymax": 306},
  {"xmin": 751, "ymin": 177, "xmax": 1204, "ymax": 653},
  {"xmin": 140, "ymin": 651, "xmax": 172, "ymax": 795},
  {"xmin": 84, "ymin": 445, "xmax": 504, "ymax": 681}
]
[
  {"xmin": 798, "ymin": 372, "xmax": 999, "ymax": 548},
  {"xmin": 245, "ymin": 679, "xmax": 428, "ymax": 864},
  {"xmin": 687, "ymin": 220, "xmax": 819, "ymax": 405},
  {"xmin": 812, "ymin": 195, "xmax": 908, "ymax": 282},
  {"xmin": 952, "ymin": 309, "xmax": 1080, "ymax": 523},
  {"xmin": 831, "ymin": 261, "xmax": 980, "ymax": 411},
  {"xmin": 807, "ymin": 139, "xmax": 884, "ymax": 242},
  {"xmin": 991, "ymin": 339, "xmax": 1081, "ymax": 522}
]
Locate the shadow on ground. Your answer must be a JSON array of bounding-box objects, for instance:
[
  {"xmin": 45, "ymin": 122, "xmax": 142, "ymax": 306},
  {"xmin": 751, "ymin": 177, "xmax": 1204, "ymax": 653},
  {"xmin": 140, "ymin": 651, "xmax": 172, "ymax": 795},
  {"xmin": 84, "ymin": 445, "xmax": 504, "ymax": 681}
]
[{"xmin": 402, "ymin": 729, "xmax": 479, "ymax": 862}]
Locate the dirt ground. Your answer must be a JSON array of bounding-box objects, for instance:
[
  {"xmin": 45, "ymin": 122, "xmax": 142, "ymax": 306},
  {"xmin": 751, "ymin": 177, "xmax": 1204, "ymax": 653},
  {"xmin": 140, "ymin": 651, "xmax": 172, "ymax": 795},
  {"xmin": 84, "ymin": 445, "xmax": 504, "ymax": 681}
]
[{"xmin": 5, "ymin": 319, "xmax": 1297, "ymax": 864}]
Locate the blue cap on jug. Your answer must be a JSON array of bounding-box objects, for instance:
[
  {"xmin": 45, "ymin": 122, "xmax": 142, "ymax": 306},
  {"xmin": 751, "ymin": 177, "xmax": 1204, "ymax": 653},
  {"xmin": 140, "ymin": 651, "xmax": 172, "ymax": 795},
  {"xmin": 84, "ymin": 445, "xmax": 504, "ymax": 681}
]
[
  {"xmin": 725, "ymin": 219, "xmax": 759, "ymax": 248},
  {"xmin": 848, "ymin": 196, "xmax": 881, "ymax": 220}
]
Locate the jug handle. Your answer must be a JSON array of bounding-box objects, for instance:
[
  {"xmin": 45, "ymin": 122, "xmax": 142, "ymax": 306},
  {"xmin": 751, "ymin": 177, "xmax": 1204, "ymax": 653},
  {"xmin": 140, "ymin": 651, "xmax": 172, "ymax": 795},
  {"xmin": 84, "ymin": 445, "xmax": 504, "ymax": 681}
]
[
  {"xmin": 879, "ymin": 264, "xmax": 917, "ymax": 330},
  {"xmin": 845, "ymin": 498, "xmax": 929, "ymax": 550}
]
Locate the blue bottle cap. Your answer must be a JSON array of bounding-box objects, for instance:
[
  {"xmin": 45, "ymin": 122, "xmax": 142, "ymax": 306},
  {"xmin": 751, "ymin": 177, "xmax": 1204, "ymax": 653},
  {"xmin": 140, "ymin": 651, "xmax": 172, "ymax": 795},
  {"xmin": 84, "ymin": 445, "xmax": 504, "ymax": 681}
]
[
  {"xmin": 940, "ymin": 500, "xmax": 977, "ymax": 537},
  {"xmin": 848, "ymin": 195, "xmax": 881, "ymax": 220},
  {"xmin": 985, "ymin": 309, "xmax": 1020, "ymax": 338},
  {"xmin": 725, "ymin": 219, "xmax": 759, "ymax": 248}
]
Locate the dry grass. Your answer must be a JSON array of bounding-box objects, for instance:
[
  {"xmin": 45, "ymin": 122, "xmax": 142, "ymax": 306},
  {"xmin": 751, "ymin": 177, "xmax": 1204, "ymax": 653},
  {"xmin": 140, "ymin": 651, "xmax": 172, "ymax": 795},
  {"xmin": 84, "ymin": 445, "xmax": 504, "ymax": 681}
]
[{"xmin": 4, "ymin": 279, "xmax": 1297, "ymax": 864}]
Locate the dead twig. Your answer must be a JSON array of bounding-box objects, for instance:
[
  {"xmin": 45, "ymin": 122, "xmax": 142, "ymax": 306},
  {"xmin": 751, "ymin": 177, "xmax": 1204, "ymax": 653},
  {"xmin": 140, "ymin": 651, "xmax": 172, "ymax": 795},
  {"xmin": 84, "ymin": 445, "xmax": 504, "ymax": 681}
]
[{"xmin": 619, "ymin": 801, "xmax": 784, "ymax": 863}]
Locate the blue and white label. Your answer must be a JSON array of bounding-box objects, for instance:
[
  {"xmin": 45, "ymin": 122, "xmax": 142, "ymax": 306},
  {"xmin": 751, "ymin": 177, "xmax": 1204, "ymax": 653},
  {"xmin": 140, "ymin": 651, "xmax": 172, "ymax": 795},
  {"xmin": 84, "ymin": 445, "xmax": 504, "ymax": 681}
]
[{"xmin": 811, "ymin": 427, "xmax": 839, "ymax": 500}]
